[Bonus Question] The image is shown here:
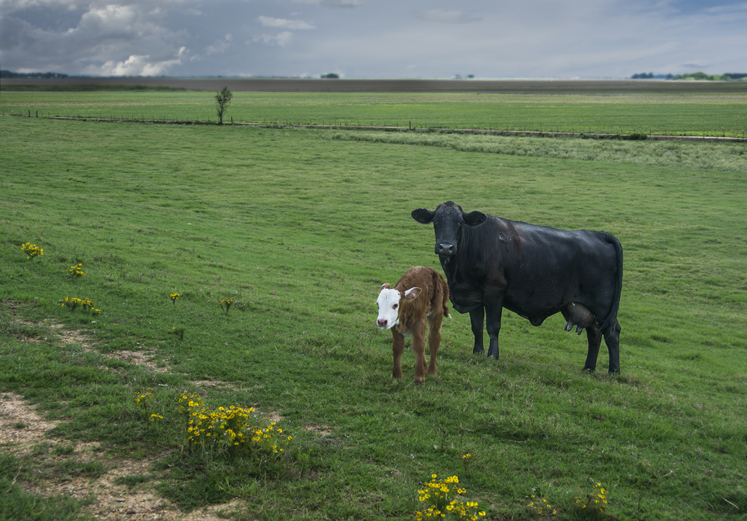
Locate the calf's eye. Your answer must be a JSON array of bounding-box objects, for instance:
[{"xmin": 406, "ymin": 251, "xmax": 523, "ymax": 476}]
[{"xmin": 393, "ymin": 304, "xmax": 398, "ymax": 309}]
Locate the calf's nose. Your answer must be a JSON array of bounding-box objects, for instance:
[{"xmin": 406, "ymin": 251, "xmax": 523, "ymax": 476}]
[{"xmin": 377, "ymin": 319, "xmax": 388, "ymax": 328}]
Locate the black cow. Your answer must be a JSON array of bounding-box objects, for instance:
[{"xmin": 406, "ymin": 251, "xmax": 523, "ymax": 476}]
[{"xmin": 412, "ymin": 201, "xmax": 623, "ymax": 373}]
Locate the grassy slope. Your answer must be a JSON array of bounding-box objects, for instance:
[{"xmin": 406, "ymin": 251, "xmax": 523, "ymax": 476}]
[
  {"xmin": 2, "ymin": 90, "xmax": 746, "ymax": 137},
  {"xmin": 1, "ymin": 117, "xmax": 746, "ymax": 520}
]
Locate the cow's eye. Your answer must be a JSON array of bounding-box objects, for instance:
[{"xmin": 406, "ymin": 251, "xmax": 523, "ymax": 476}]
[{"xmin": 393, "ymin": 304, "xmax": 398, "ymax": 310}]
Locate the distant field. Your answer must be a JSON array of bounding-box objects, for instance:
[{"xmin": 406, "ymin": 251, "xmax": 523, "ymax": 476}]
[
  {"xmin": 4, "ymin": 77, "xmax": 747, "ymax": 94},
  {"xmin": 2, "ymin": 88, "xmax": 747, "ymax": 137},
  {"xmin": 1, "ymin": 116, "xmax": 746, "ymax": 520}
]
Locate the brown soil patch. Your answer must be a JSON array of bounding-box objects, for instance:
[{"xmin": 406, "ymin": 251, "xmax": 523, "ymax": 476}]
[
  {"xmin": 302, "ymin": 424, "xmax": 334, "ymax": 437},
  {"xmin": 1, "ymin": 303, "xmax": 250, "ymax": 519},
  {"xmin": 1, "ymin": 392, "xmax": 246, "ymax": 520}
]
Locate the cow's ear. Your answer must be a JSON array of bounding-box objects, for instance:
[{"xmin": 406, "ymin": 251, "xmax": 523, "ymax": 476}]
[
  {"xmin": 380, "ymin": 283, "xmax": 391, "ymax": 291},
  {"xmin": 403, "ymin": 287, "xmax": 421, "ymax": 300},
  {"xmin": 463, "ymin": 211, "xmax": 487, "ymax": 227},
  {"xmin": 411, "ymin": 208, "xmax": 435, "ymax": 224}
]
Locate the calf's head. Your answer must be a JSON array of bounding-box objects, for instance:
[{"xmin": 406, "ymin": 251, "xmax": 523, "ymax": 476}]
[
  {"xmin": 411, "ymin": 201, "xmax": 486, "ymax": 259},
  {"xmin": 376, "ymin": 283, "xmax": 421, "ymax": 329}
]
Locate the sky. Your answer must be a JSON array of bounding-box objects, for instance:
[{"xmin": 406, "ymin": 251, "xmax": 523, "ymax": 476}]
[{"xmin": 1, "ymin": 0, "xmax": 746, "ymax": 79}]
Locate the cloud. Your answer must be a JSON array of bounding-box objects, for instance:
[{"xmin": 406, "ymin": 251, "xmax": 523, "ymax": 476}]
[
  {"xmin": 91, "ymin": 45, "xmax": 187, "ymax": 75},
  {"xmin": 0, "ymin": 1, "xmax": 192, "ymax": 75},
  {"xmin": 417, "ymin": 9, "xmax": 481, "ymax": 24},
  {"xmin": 2, "ymin": 0, "xmax": 746, "ymax": 78},
  {"xmin": 206, "ymin": 33, "xmax": 233, "ymax": 55},
  {"xmin": 291, "ymin": 0, "xmax": 359, "ymax": 7},
  {"xmin": 258, "ymin": 15, "xmax": 315, "ymax": 29},
  {"xmin": 252, "ymin": 31, "xmax": 294, "ymax": 47}
]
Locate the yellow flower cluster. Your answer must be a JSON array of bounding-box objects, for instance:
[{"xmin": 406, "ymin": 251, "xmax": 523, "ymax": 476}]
[
  {"xmin": 219, "ymin": 297, "xmax": 235, "ymax": 314},
  {"xmin": 414, "ymin": 474, "xmax": 486, "ymax": 520},
  {"xmin": 21, "ymin": 242, "xmax": 43, "ymax": 259},
  {"xmin": 575, "ymin": 482, "xmax": 608, "ymax": 512},
  {"xmin": 177, "ymin": 392, "xmax": 292, "ymax": 458},
  {"xmin": 135, "ymin": 388, "xmax": 155, "ymax": 408},
  {"xmin": 59, "ymin": 296, "xmax": 101, "ymax": 314},
  {"xmin": 528, "ymin": 494, "xmax": 559, "ymax": 516},
  {"xmin": 67, "ymin": 262, "xmax": 86, "ymax": 277},
  {"xmin": 170, "ymin": 292, "xmax": 180, "ymax": 304}
]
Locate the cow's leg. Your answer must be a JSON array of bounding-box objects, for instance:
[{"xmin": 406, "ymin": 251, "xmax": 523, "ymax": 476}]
[
  {"xmin": 583, "ymin": 324, "xmax": 603, "ymax": 371},
  {"xmin": 426, "ymin": 313, "xmax": 443, "ymax": 376},
  {"xmin": 392, "ymin": 330, "xmax": 405, "ymax": 380},
  {"xmin": 469, "ymin": 307, "xmax": 485, "ymax": 355},
  {"xmin": 484, "ymin": 302, "xmax": 503, "ymax": 360},
  {"xmin": 603, "ymin": 319, "xmax": 621, "ymax": 374},
  {"xmin": 411, "ymin": 320, "xmax": 428, "ymax": 384}
]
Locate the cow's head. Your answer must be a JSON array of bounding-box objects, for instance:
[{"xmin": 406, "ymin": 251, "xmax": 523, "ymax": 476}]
[
  {"xmin": 376, "ymin": 283, "xmax": 421, "ymax": 329},
  {"xmin": 411, "ymin": 201, "xmax": 486, "ymax": 259}
]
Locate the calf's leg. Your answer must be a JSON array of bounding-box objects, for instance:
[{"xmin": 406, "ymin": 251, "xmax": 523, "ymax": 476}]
[
  {"xmin": 391, "ymin": 330, "xmax": 405, "ymax": 380},
  {"xmin": 411, "ymin": 320, "xmax": 428, "ymax": 384},
  {"xmin": 426, "ymin": 313, "xmax": 443, "ymax": 376}
]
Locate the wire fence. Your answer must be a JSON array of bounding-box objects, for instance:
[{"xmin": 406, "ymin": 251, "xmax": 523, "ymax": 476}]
[{"xmin": 4, "ymin": 109, "xmax": 746, "ymax": 142}]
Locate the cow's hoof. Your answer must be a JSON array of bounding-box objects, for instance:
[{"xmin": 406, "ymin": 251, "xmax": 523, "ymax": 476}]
[
  {"xmin": 583, "ymin": 366, "xmax": 596, "ymax": 373},
  {"xmin": 608, "ymin": 369, "xmax": 621, "ymax": 375}
]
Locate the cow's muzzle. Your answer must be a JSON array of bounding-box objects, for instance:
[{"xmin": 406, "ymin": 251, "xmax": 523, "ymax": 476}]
[{"xmin": 435, "ymin": 242, "xmax": 456, "ymax": 256}]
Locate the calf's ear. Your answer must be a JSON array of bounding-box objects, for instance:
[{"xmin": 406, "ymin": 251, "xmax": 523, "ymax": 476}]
[
  {"xmin": 463, "ymin": 211, "xmax": 487, "ymax": 227},
  {"xmin": 403, "ymin": 287, "xmax": 421, "ymax": 300},
  {"xmin": 411, "ymin": 208, "xmax": 435, "ymax": 224},
  {"xmin": 380, "ymin": 283, "xmax": 391, "ymax": 291}
]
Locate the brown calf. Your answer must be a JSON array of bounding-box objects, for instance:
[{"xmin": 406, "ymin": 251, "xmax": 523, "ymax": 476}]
[{"xmin": 376, "ymin": 266, "xmax": 450, "ymax": 383}]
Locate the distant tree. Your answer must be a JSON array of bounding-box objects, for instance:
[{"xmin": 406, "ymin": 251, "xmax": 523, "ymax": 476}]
[
  {"xmin": 631, "ymin": 72, "xmax": 654, "ymax": 79},
  {"xmin": 321, "ymin": 73, "xmax": 340, "ymax": 79},
  {"xmin": 215, "ymin": 87, "xmax": 232, "ymax": 125}
]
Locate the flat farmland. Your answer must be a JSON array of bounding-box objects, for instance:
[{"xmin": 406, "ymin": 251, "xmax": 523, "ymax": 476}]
[
  {"xmin": 2, "ymin": 80, "xmax": 747, "ymax": 136},
  {"xmin": 1, "ymin": 102, "xmax": 747, "ymax": 520}
]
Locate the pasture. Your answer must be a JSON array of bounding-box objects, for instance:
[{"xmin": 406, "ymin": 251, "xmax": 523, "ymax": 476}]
[
  {"xmin": 2, "ymin": 87, "xmax": 747, "ymax": 137},
  {"xmin": 1, "ymin": 100, "xmax": 747, "ymax": 520}
]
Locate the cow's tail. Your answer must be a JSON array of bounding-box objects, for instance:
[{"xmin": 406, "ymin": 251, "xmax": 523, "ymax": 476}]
[{"xmin": 598, "ymin": 233, "xmax": 623, "ymax": 333}]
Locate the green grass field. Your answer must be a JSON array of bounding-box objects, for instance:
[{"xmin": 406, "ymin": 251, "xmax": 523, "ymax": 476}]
[
  {"xmin": 1, "ymin": 111, "xmax": 747, "ymax": 520},
  {"xmin": 2, "ymin": 90, "xmax": 747, "ymax": 137}
]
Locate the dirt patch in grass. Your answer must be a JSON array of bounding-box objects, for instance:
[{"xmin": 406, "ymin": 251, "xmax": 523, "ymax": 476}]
[
  {"xmin": 1, "ymin": 392, "xmax": 247, "ymax": 520},
  {"xmin": 1, "ymin": 303, "xmax": 250, "ymax": 520}
]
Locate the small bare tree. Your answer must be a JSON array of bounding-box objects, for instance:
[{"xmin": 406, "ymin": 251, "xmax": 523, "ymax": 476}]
[{"xmin": 215, "ymin": 87, "xmax": 233, "ymax": 125}]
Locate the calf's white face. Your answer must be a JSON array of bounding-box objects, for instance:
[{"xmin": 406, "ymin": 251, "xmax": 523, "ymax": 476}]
[
  {"xmin": 376, "ymin": 288, "xmax": 402, "ymax": 329},
  {"xmin": 376, "ymin": 285, "xmax": 421, "ymax": 330}
]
